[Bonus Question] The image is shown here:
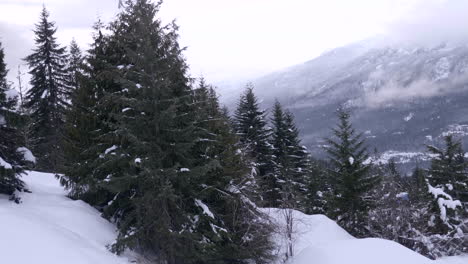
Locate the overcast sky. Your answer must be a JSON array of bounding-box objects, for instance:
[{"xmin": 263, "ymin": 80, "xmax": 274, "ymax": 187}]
[{"xmin": 0, "ymin": 0, "xmax": 461, "ymax": 87}]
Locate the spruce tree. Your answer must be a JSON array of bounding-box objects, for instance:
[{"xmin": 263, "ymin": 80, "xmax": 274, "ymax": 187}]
[
  {"xmin": 411, "ymin": 166, "xmax": 431, "ymax": 203},
  {"xmin": 233, "ymin": 84, "xmax": 274, "ymax": 206},
  {"xmin": 270, "ymin": 101, "xmax": 310, "ymax": 209},
  {"xmin": 65, "ymin": 39, "xmax": 83, "ymax": 99},
  {"xmin": 24, "ymin": 6, "xmax": 70, "ymax": 172},
  {"xmin": 0, "ymin": 40, "xmax": 31, "ymax": 202},
  {"xmin": 368, "ymin": 160, "xmax": 412, "ymax": 243},
  {"xmin": 61, "ymin": 20, "xmax": 111, "ymax": 201},
  {"xmin": 303, "ymin": 158, "xmax": 328, "ymax": 214},
  {"xmin": 283, "ymin": 110, "xmax": 310, "ymax": 207},
  {"xmin": 405, "ymin": 166, "xmax": 436, "ymax": 258},
  {"xmin": 61, "ymin": 2, "xmax": 273, "ymax": 262},
  {"xmin": 269, "ymin": 101, "xmax": 288, "ymax": 207},
  {"xmin": 425, "ymin": 135, "xmax": 467, "ymax": 246},
  {"xmin": 189, "ymin": 79, "xmax": 274, "ymax": 263},
  {"xmin": 325, "ymin": 108, "xmax": 380, "ymax": 237},
  {"xmin": 427, "ymin": 135, "xmax": 468, "ymax": 203}
]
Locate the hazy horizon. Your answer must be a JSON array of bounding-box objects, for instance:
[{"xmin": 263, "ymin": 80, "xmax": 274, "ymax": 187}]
[{"xmin": 1, "ymin": 0, "xmax": 466, "ymax": 89}]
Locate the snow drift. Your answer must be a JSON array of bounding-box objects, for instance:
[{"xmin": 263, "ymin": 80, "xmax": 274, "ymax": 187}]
[
  {"xmin": 0, "ymin": 171, "xmax": 134, "ymax": 264},
  {"xmin": 0, "ymin": 171, "xmax": 465, "ymax": 264},
  {"xmin": 264, "ymin": 208, "xmax": 467, "ymax": 264}
]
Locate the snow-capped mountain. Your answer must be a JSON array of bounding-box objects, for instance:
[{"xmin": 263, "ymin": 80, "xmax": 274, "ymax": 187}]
[{"xmin": 248, "ymin": 40, "xmax": 468, "ymax": 171}]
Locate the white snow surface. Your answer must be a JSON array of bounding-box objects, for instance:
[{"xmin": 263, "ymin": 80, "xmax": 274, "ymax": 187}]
[
  {"xmin": 264, "ymin": 208, "xmax": 467, "ymax": 264},
  {"xmin": 0, "ymin": 156, "xmax": 12, "ymax": 169},
  {"xmin": 0, "ymin": 171, "xmax": 134, "ymax": 264},
  {"xmin": 5, "ymin": 88, "xmax": 19, "ymax": 100},
  {"xmin": 428, "ymin": 183, "xmax": 462, "ymax": 222},
  {"xmin": 195, "ymin": 199, "xmax": 214, "ymax": 219},
  {"xmin": 1, "ymin": 172, "xmax": 466, "ymax": 264},
  {"xmin": 404, "ymin": 112, "xmax": 414, "ymax": 121},
  {"xmin": 104, "ymin": 145, "xmax": 118, "ymax": 155},
  {"xmin": 17, "ymin": 147, "xmax": 36, "ymax": 163}
]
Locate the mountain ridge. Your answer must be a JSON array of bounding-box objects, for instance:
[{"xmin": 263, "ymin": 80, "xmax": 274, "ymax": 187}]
[{"xmin": 223, "ymin": 39, "xmax": 468, "ymax": 171}]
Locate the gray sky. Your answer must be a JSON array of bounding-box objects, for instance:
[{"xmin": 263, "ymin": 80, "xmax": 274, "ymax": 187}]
[{"xmin": 0, "ymin": 0, "xmax": 457, "ymax": 87}]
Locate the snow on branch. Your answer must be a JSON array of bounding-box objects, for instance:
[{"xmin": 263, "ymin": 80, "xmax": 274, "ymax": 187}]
[
  {"xmin": 428, "ymin": 183, "xmax": 462, "ymax": 223},
  {"xmin": 195, "ymin": 199, "xmax": 215, "ymax": 219}
]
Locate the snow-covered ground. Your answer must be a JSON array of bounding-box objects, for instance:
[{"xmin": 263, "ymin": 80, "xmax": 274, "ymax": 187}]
[
  {"xmin": 0, "ymin": 171, "xmax": 135, "ymax": 264},
  {"xmin": 0, "ymin": 171, "xmax": 466, "ymax": 264},
  {"xmin": 264, "ymin": 208, "xmax": 468, "ymax": 264}
]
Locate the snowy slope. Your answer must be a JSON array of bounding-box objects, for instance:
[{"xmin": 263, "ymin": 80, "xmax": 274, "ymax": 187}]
[
  {"xmin": 0, "ymin": 171, "xmax": 134, "ymax": 264},
  {"xmin": 264, "ymin": 208, "xmax": 467, "ymax": 264},
  {"xmin": 1, "ymin": 172, "xmax": 465, "ymax": 264}
]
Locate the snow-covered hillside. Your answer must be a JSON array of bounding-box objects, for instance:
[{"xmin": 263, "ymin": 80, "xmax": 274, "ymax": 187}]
[
  {"xmin": 0, "ymin": 171, "xmax": 135, "ymax": 264},
  {"xmin": 0, "ymin": 171, "xmax": 466, "ymax": 264}
]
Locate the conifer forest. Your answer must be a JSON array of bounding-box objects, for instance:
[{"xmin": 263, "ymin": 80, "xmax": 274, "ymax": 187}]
[{"xmin": 0, "ymin": 1, "xmax": 467, "ymax": 263}]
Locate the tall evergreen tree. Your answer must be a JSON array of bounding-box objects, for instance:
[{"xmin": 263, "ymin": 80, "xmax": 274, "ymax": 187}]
[
  {"xmin": 0, "ymin": 40, "xmax": 32, "ymax": 202},
  {"xmin": 368, "ymin": 160, "xmax": 412, "ymax": 243},
  {"xmin": 62, "ymin": 2, "xmax": 273, "ymax": 263},
  {"xmin": 283, "ymin": 110, "xmax": 310, "ymax": 206},
  {"xmin": 190, "ymin": 79, "xmax": 274, "ymax": 263},
  {"xmin": 65, "ymin": 39, "xmax": 83, "ymax": 99},
  {"xmin": 325, "ymin": 108, "xmax": 380, "ymax": 237},
  {"xmin": 270, "ymin": 101, "xmax": 309, "ymax": 209},
  {"xmin": 233, "ymin": 84, "xmax": 274, "ymax": 206},
  {"xmin": 303, "ymin": 158, "xmax": 328, "ymax": 214},
  {"xmin": 24, "ymin": 6, "xmax": 70, "ymax": 172},
  {"xmin": 269, "ymin": 101, "xmax": 288, "ymax": 207},
  {"xmin": 61, "ymin": 20, "xmax": 111, "ymax": 201},
  {"xmin": 425, "ymin": 135, "xmax": 467, "ymax": 238},
  {"xmin": 427, "ymin": 135, "xmax": 468, "ymax": 204}
]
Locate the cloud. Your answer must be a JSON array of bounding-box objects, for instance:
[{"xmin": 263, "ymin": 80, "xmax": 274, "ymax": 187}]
[
  {"xmin": 0, "ymin": 22, "xmax": 32, "ymax": 86},
  {"xmin": 364, "ymin": 71, "xmax": 468, "ymax": 107},
  {"xmin": 0, "ymin": 0, "xmax": 120, "ymax": 86},
  {"xmin": 384, "ymin": 0, "xmax": 468, "ymax": 46}
]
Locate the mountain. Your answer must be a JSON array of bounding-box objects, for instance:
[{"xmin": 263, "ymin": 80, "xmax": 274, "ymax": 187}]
[{"xmin": 245, "ymin": 40, "xmax": 468, "ymax": 172}]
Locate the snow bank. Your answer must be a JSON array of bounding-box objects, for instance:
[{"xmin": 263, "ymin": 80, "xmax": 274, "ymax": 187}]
[
  {"xmin": 263, "ymin": 208, "xmax": 352, "ymax": 257},
  {"xmin": 265, "ymin": 208, "xmax": 467, "ymax": 264},
  {"xmin": 0, "ymin": 156, "xmax": 12, "ymax": 169},
  {"xmin": 1, "ymin": 172, "xmax": 465, "ymax": 264},
  {"xmin": 293, "ymin": 238, "xmax": 432, "ymax": 264},
  {"xmin": 0, "ymin": 171, "xmax": 134, "ymax": 264},
  {"xmin": 436, "ymin": 255, "xmax": 468, "ymax": 264},
  {"xmin": 17, "ymin": 147, "xmax": 36, "ymax": 163}
]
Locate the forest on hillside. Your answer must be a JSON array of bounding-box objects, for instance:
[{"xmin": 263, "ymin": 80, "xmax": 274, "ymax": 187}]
[{"xmin": 0, "ymin": 0, "xmax": 467, "ymax": 263}]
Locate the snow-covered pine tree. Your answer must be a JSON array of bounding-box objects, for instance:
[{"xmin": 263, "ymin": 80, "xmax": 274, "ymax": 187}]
[
  {"xmin": 269, "ymin": 101, "xmax": 288, "ymax": 207},
  {"xmin": 73, "ymin": 2, "xmax": 196, "ymax": 259},
  {"xmin": 65, "ymin": 39, "xmax": 83, "ymax": 100},
  {"xmin": 233, "ymin": 84, "xmax": 275, "ymax": 206},
  {"xmin": 61, "ymin": 20, "xmax": 111, "ymax": 202},
  {"xmin": 427, "ymin": 135, "xmax": 468, "ymax": 205},
  {"xmin": 0, "ymin": 41, "xmax": 33, "ymax": 202},
  {"xmin": 283, "ymin": 109, "xmax": 310, "ymax": 208},
  {"xmin": 303, "ymin": 158, "xmax": 328, "ymax": 214},
  {"xmin": 61, "ymin": 1, "xmax": 273, "ymax": 263},
  {"xmin": 24, "ymin": 6, "xmax": 70, "ymax": 172},
  {"xmin": 325, "ymin": 107, "xmax": 381, "ymax": 237},
  {"xmin": 189, "ymin": 79, "xmax": 274, "ymax": 263},
  {"xmin": 425, "ymin": 135, "xmax": 468, "ymax": 255},
  {"xmin": 270, "ymin": 101, "xmax": 310, "ymax": 209},
  {"xmin": 368, "ymin": 160, "xmax": 414, "ymax": 246},
  {"xmin": 402, "ymin": 167, "xmax": 436, "ymax": 258}
]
